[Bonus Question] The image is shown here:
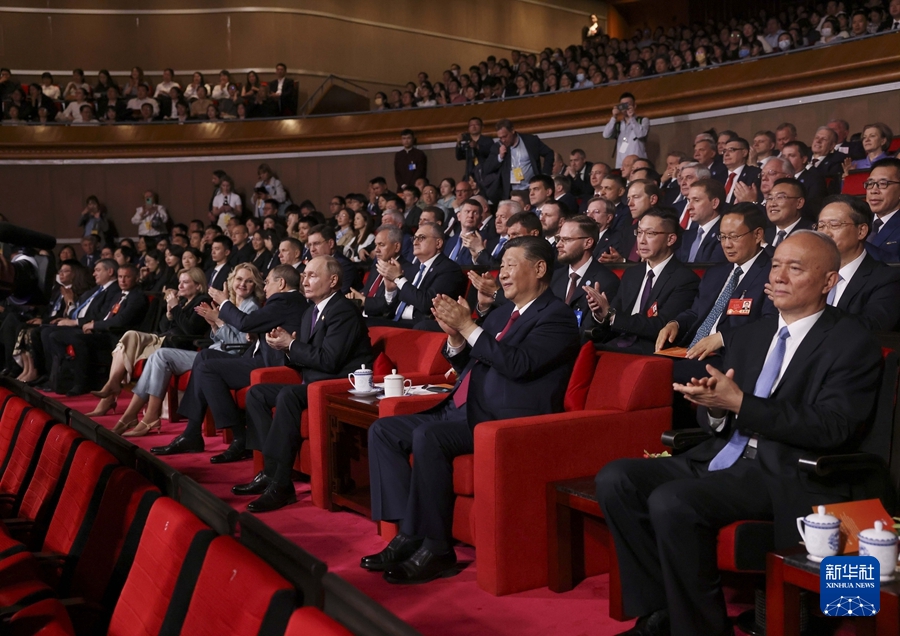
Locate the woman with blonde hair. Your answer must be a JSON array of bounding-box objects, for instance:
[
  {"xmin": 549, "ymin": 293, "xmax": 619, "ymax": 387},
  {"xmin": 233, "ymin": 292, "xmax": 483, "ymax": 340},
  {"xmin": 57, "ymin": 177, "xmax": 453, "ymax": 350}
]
[
  {"xmin": 112, "ymin": 263, "xmax": 264, "ymax": 437},
  {"xmin": 87, "ymin": 267, "xmax": 211, "ymax": 416}
]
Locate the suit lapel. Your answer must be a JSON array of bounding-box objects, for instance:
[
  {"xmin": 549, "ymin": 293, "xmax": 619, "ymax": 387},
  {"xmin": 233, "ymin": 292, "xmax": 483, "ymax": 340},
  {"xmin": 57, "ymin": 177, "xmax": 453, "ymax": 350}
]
[
  {"xmin": 740, "ymin": 318, "xmax": 778, "ymax": 393},
  {"xmin": 836, "ymin": 254, "xmax": 873, "ymax": 310},
  {"xmin": 771, "ymin": 310, "xmax": 835, "ymax": 397},
  {"xmin": 648, "ymin": 259, "xmax": 677, "ymax": 304},
  {"xmin": 735, "ymin": 250, "xmax": 768, "ymax": 296},
  {"xmin": 497, "ymin": 290, "xmax": 550, "ymax": 343}
]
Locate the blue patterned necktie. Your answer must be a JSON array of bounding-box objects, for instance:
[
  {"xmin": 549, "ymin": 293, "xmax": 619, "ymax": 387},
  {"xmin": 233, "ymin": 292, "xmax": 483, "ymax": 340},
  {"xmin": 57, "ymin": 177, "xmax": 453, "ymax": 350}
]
[
  {"xmin": 393, "ymin": 263, "xmax": 426, "ymax": 321},
  {"xmin": 73, "ymin": 286, "xmax": 103, "ymax": 318},
  {"xmin": 449, "ymin": 236, "xmax": 464, "ymax": 262},
  {"xmin": 687, "ymin": 227, "xmax": 705, "ymax": 262},
  {"xmin": 826, "ymin": 274, "xmax": 843, "ymax": 306},
  {"xmin": 492, "ymin": 236, "xmax": 508, "ymax": 257},
  {"xmin": 689, "ymin": 266, "xmax": 743, "ymax": 348},
  {"xmin": 708, "ymin": 325, "xmax": 790, "ymax": 471}
]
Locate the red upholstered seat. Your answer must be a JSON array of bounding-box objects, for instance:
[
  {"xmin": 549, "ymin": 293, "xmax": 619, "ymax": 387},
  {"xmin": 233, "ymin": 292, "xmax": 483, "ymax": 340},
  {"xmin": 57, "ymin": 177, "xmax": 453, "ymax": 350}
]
[
  {"xmin": 284, "ymin": 607, "xmax": 352, "ymax": 636},
  {"xmin": 178, "ymin": 536, "xmax": 295, "ymax": 636},
  {"xmin": 0, "ymin": 397, "xmax": 33, "ymax": 472},
  {"xmin": 0, "ymin": 409, "xmax": 54, "ymax": 512},
  {"xmin": 108, "ymin": 498, "xmax": 215, "ymax": 636},
  {"xmin": 378, "ymin": 349, "xmax": 674, "ymax": 595},
  {"xmin": 6, "ymin": 597, "xmax": 76, "ymax": 636},
  {"xmin": 842, "ymin": 170, "xmax": 870, "ymax": 196}
]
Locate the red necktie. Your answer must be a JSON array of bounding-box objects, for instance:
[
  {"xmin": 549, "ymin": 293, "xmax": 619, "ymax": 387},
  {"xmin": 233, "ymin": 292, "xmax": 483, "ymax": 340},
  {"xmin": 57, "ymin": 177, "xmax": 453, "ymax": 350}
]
[
  {"xmin": 453, "ymin": 310, "xmax": 520, "ymax": 408},
  {"xmin": 679, "ymin": 207, "xmax": 690, "ymax": 229},
  {"xmin": 724, "ymin": 172, "xmax": 736, "ymax": 197},
  {"xmin": 366, "ymin": 274, "xmax": 383, "ymax": 298}
]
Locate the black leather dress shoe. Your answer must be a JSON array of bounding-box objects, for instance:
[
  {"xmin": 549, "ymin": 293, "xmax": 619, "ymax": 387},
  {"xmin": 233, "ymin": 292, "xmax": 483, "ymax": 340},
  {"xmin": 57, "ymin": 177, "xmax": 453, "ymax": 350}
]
[
  {"xmin": 360, "ymin": 534, "xmax": 424, "ymax": 572},
  {"xmin": 66, "ymin": 386, "xmax": 87, "ymax": 397},
  {"xmin": 210, "ymin": 441, "xmax": 251, "ymax": 464},
  {"xmin": 27, "ymin": 376, "xmax": 48, "ymax": 388},
  {"xmin": 150, "ymin": 434, "xmax": 205, "ymax": 456},
  {"xmin": 616, "ymin": 609, "xmax": 670, "ymax": 636},
  {"xmin": 232, "ymin": 471, "xmax": 271, "ymax": 496},
  {"xmin": 383, "ymin": 546, "xmax": 458, "ymax": 584},
  {"xmin": 246, "ymin": 482, "xmax": 297, "ymax": 513}
]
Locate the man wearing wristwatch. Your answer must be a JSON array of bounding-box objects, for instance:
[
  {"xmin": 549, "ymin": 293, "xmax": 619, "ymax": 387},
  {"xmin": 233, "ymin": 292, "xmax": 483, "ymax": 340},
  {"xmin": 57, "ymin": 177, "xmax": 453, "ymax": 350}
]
[
  {"xmin": 584, "ymin": 208, "xmax": 700, "ymax": 353},
  {"xmin": 373, "ymin": 221, "xmax": 467, "ymax": 329}
]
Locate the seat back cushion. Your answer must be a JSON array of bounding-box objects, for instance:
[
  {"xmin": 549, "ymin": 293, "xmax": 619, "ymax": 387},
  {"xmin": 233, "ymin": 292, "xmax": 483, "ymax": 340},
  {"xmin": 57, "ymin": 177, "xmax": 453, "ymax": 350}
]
[
  {"xmin": 17, "ymin": 425, "xmax": 82, "ymax": 525},
  {"xmin": 108, "ymin": 498, "xmax": 215, "ymax": 636},
  {"xmin": 370, "ymin": 326, "xmax": 451, "ymax": 376},
  {"xmin": 584, "ymin": 352, "xmax": 673, "ymax": 412},
  {"xmin": 0, "ymin": 398, "xmax": 32, "ymax": 475},
  {"xmin": 0, "ymin": 410, "xmax": 54, "ymax": 500},
  {"xmin": 67, "ymin": 467, "xmax": 160, "ymax": 604},
  {"xmin": 41, "ymin": 442, "xmax": 117, "ymax": 556},
  {"xmin": 178, "ymin": 535, "xmax": 295, "ymax": 636},
  {"xmin": 563, "ymin": 342, "xmax": 599, "ymax": 412},
  {"xmin": 284, "ymin": 607, "xmax": 352, "ymax": 636}
]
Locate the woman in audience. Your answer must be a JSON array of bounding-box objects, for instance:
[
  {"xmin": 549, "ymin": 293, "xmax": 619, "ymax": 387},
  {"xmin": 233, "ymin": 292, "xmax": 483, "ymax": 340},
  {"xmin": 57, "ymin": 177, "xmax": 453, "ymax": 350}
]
[
  {"xmin": 218, "ymin": 83, "xmax": 240, "ymax": 118},
  {"xmin": 93, "ymin": 70, "xmax": 116, "ymax": 100},
  {"xmin": 241, "ymin": 71, "xmax": 261, "ymax": 100},
  {"xmin": 112, "ymin": 264, "xmax": 264, "ymax": 436},
  {"xmin": 545, "ymin": 73, "xmax": 559, "ymax": 92},
  {"xmin": 211, "ymin": 177, "xmax": 242, "ymax": 229},
  {"xmin": 211, "ymin": 70, "xmax": 232, "ymax": 99},
  {"xmin": 334, "ymin": 208, "xmax": 354, "ymax": 244},
  {"xmin": 850, "ymin": 123, "xmax": 893, "ymax": 170},
  {"xmin": 172, "ymin": 100, "xmax": 190, "ymax": 123},
  {"xmin": 40, "ymin": 72, "xmax": 60, "ymax": 100},
  {"xmin": 817, "ymin": 16, "xmax": 848, "ymax": 44},
  {"xmin": 88, "ymin": 266, "xmax": 212, "ymax": 419},
  {"xmin": 122, "ymin": 67, "xmax": 145, "ymax": 99},
  {"xmin": 250, "ymin": 230, "xmax": 272, "ymax": 274},
  {"xmin": 25, "ymin": 84, "xmax": 53, "ymax": 121},
  {"xmin": 164, "ymin": 245, "xmax": 185, "ymax": 272},
  {"xmin": 183, "ymin": 72, "xmax": 208, "ymax": 101},
  {"xmin": 57, "ymin": 245, "xmax": 77, "ymax": 264},
  {"xmin": 348, "ymin": 209, "xmax": 375, "ymax": 262},
  {"xmin": 181, "ymin": 247, "xmax": 204, "ymax": 270},
  {"xmin": 205, "ymin": 104, "xmax": 220, "ymax": 122},
  {"xmin": 438, "ymin": 178, "xmax": 456, "ymax": 210},
  {"xmin": 189, "ymin": 85, "xmax": 212, "ymax": 118},
  {"xmin": 254, "ymin": 163, "xmax": 288, "ymax": 208},
  {"xmin": 139, "ymin": 249, "xmax": 176, "ymax": 293},
  {"xmin": 56, "ymin": 87, "xmax": 89, "ymax": 122},
  {"xmin": 776, "ymin": 33, "xmax": 795, "ymax": 51},
  {"xmin": 373, "ymin": 92, "xmax": 388, "ymax": 110},
  {"xmin": 63, "ymin": 69, "xmax": 91, "ymax": 101},
  {"xmin": 235, "ymin": 102, "xmax": 249, "ymax": 120},
  {"xmin": 417, "ymin": 83, "xmax": 437, "ymax": 107}
]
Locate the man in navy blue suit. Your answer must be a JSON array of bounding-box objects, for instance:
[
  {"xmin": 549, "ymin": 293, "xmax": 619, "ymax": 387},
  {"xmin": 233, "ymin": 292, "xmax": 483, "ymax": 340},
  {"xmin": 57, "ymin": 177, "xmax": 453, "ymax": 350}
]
[
  {"xmin": 658, "ymin": 203, "xmax": 775, "ymax": 380},
  {"xmin": 721, "ymin": 138, "xmax": 761, "ymax": 207},
  {"xmin": 764, "ymin": 178, "xmax": 809, "ymax": 247},
  {"xmin": 694, "ymin": 138, "xmax": 727, "ymax": 184},
  {"xmin": 817, "ymin": 194, "xmax": 900, "ymax": 330},
  {"xmin": 481, "ymin": 118, "xmax": 555, "ymax": 201},
  {"xmin": 675, "ymin": 179, "xmax": 727, "ymax": 264},
  {"xmin": 865, "ymin": 159, "xmax": 900, "ymax": 263},
  {"xmin": 783, "ymin": 141, "xmax": 827, "ymax": 219},
  {"xmin": 151, "ymin": 264, "xmax": 309, "ymax": 461},
  {"xmin": 442, "ymin": 199, "xmax": 484, "ymax": 267},
  {"xmin": 362, "ymin": 237, "xmax": 580, "ymax": 584}
]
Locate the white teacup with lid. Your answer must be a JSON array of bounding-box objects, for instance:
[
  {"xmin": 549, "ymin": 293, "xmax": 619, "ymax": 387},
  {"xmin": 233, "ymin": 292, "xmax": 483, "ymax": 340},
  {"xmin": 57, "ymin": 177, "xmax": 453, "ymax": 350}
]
[
  {"xmin": 383, "ymin": 369, "xmax": 412, "ymax": 398},
  {"xmin": 858, "ymin": 520, "xmax": 899, "ymax": 581},
  {"xmin": 796, "ymin": 505, "xmax": 841, "ymax": 561},
  {"xmin": 348, "ymin": 364, "xmax": 374, "ymax": 393}
]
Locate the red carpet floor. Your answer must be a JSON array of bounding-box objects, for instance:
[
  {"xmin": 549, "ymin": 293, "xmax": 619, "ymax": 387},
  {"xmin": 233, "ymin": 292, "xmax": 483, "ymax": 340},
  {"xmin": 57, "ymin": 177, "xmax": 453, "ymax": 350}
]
[{"xmin": 47, "ymin": 389, "xmax": 811, "ymax": 636}]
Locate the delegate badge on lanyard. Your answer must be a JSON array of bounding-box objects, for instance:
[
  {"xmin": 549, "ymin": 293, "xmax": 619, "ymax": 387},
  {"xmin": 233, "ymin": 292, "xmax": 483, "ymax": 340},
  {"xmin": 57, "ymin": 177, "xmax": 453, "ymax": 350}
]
[{"xmin": 727, "ymin": 297, "xmax": 752, "ymax": 316}]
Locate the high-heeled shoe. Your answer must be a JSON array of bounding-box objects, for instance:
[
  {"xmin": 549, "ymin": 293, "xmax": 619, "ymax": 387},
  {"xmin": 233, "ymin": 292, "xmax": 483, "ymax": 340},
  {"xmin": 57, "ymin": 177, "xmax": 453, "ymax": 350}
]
[
  {"xmin": 111, "ymin": 417, "xmax": 138, "ymax": 435},
  {"xmin": 85, "ymin": 395, "xmax": 118, "ymax": 417},
  {"xmin": 122, "ymin": 419, "xmax": 161, "ymax": 437},
  {"xmin": 90, "ymin": 387, "xmax": 118, "ymax": 399}
]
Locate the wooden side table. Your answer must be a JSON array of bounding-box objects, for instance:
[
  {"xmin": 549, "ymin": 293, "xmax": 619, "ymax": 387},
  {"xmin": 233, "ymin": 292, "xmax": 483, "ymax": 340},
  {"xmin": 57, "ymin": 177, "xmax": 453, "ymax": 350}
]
[
  {"xmin": 547, "ymin": 477, "xmax": 629, "ymax": 621},
  {"xmin": 325, "ymin": 392, "xmax": 381, "ymax": 515},
  {"xmin": 766, "ymin": 549, "xmax": 900, "ymax": 635}
]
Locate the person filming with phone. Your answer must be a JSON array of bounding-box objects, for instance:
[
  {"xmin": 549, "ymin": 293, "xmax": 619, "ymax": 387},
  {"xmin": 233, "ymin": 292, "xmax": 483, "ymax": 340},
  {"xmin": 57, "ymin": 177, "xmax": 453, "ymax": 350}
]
[
  {"xmin": 602, "ymin": 92, "xmax": 649, "ymax": 170},
  {"xmin": 131, "ymin": 190, "xmax": 169, "ymax": 239}
]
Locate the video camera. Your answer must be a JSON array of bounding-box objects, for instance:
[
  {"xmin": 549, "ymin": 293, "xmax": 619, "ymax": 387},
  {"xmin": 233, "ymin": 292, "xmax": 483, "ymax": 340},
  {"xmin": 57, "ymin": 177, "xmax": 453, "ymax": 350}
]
[{"xmin": 0, "ymin": 223, "xmax": 58, "ymax": 306}]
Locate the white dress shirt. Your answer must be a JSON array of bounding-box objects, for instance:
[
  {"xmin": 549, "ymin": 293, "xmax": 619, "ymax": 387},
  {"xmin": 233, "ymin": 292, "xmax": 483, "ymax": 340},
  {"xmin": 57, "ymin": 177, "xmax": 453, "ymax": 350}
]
[
  {"xmin": 386, "ymin": 254, "xmax": 438, "ymax": 321},
  {"xmin": 725, "ymin": 165, "xmax": 745, "ymax": 203},
  {"xmin": 629, "ymin": 254, "xmax": 673, "ymax": 316},
  {"xmin": 831, "ymin": 250, "xmax": 866, "ymax": 306}
]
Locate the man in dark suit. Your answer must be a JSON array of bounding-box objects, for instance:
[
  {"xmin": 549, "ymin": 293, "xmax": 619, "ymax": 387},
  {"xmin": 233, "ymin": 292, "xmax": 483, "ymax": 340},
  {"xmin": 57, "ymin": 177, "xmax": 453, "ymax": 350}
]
[
  {"xmin": 818, "ymin": 195, "xmax": 900, "ymax": 330},
  {"xmin": 783, "ymin": 141, "xmax": 827, "ymax": 218},
  {"xmin": 675, "ymin": 179, "xmax": 727, "ymax": 264},
  {"xmin": 552, "ymin": 215, "xmax": 620, "ymax": 338},
  {"xmin": 586, "ymin": 208, "xmax": 700, "ymax": 354},
  {"xmin": 442, "ymin": 200, "xmax": 484, "ymax": 267},
  {"xmin": 554, "ymin": 175, "xmax": 579, "ymax": 216},
  {"xmin": 694, "ymin": 138, "xmax": 727, "ymax": 184},
  {"xmin": 809, "ymin": 126, "xmax": 845, "ymax": 193},
  {"xmin": 601, "ymin": 179, "xmax": 661, "ymax": 265},
  {"xmin": 205, "ymin": 235, "xmax": 233, "ymax": 291},
  {"xmin": 579, "ymin": 163, "xmax": 612, "ymax": 212},
  {"xmin": 667, "ymin": 162, "xmax": 709, "ymax": 230},
  {"xmin": 239, "ymin": 256, "xmax": 374, "ymax": 512},
  {"xmin": 271, "ymin": 63, "xmax": 296, "ymax": 115},
  {"xmin": 721, "ymin": 138, "xmax": 762, "ymax": 207},
  {"xmin": 597, "ymin": 174, "xmax": 631, "ymax": 233},
  {"xmin": 659, "ymin": 204, "xmax": 775, "ymax": 380},
  {"xmin": 307, "ymin": 225, "xmax": 361, "ymax": 292},
  {"xmin": 375, "ymin": 221, "xmax": 467, "ymax": 329},
  {"xmin": 362, "ymin": 237, "xmax": 581, "ymax": 584},
  {"xmin": 394, "ymin": 129, "xmax": 427, "ymax": 190},
  {"xmin": 455, "ymin": 117, "xmax": 493, "ymax": 183},
  {"xmin": 586, "ymin": 197, "xmax": 622, "ymax": 259},
  {"xmin": 482, "ymin": 118, "xmax": 554, "ymax": 201},
  {"xmin": 565, "ymin": 149, "xmax": 594, "ymax": 200},
  {"xmin": 660, "ymin": 152, "xmax": 689, "ymax": 205},
  {"xmin": 763, "ymin": 178, "xmax": 809, "ymax": 247},
  {"xmin": 151, "ymin": 265, "xmax": 309, "ymax": 460},
  {"xmin": 47, "ymin": 263, "xmax": 147, "ymax": 395},
  {"xmin": 595, "ymin": 231, "xmax": 882, "ymax": 636},
  {"xmin": 227, "ymin": 224, "xmax": 254, "ymax": 266},
  {"xmin": 864, "ymin": 159, "xmax": 900, "ymax": 263},
  {"xmin": 79, "ymin": 235, "xmax": 101, "ymax": 269},
  {"xmin": 347, "ymin": 225, "xmax": 419, "ymax": 321},
  {"xmin": 470, "ymin": 200, "xmax": 520, "ymax": 269}
]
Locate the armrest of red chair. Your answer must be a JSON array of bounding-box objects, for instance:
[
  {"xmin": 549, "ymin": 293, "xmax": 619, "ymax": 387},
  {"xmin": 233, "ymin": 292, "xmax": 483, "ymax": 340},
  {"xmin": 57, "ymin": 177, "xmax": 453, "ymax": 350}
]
[
  {"xmin": 472, "ymin": 406, "xmax": 672, "ymax": 596},
  {"xmin": 377, "ymin": 394, "xmax": 445, "ymax": 417},
  {"xmin": 250, "ymin": 366, "xmax": 302, "ymax": 385}
]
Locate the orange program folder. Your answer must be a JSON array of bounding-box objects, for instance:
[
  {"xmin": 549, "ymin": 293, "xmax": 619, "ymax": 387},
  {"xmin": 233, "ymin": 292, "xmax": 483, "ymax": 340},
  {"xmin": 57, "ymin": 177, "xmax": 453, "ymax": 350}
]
[
  {"xmin": 654, "ymin": 347, "xmax": 690, "ymax": 359},
  {"xmin": 818, "ymin": 499, "xmax": 894, "ymax": 554}
]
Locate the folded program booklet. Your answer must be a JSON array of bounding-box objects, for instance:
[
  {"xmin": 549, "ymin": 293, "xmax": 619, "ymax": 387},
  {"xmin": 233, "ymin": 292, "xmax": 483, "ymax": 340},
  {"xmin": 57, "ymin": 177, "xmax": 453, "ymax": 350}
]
[{"xmin": 818, "ymin": 499, "xmax": 894, "ymax": 554}]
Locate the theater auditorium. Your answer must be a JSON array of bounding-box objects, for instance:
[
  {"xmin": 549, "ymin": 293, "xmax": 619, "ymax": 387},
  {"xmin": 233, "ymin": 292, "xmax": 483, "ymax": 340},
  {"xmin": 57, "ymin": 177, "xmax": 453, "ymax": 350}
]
[{"xmin": 0, "ymin": 1, "xmax": 899, "ymax": 634}]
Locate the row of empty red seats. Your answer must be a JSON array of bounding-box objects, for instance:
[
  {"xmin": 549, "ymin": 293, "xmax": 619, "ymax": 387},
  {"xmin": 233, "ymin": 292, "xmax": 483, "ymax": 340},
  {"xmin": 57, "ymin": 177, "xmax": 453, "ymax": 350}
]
[{"xmin": 0, "ymin": 386, "xmax": 354, "ymax": 636}]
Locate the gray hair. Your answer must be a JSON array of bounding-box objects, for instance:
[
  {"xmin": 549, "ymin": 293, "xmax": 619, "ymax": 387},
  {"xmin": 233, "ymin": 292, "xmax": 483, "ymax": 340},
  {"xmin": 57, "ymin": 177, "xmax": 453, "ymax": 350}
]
[
  {"xmin": 680, "ymin": 162, "xmax": 711, "ymax": 180},
  {"xmin": 417, "ymin": 221, "xmax": 443, "ymax": 239},
  {"xmin": 786, "ymin": 230, "xmax": 841, "ymax": 272},
  {"xmin": 375, "ymin": 224, "xmax": 404, "ymax": 245},
  {"xmin": 497, "ymin": 199, "xmax": 524, "ymax": 216},
  {"xmin": 763, "ymin": 156, "xmax": 793, "ymax": 175}
]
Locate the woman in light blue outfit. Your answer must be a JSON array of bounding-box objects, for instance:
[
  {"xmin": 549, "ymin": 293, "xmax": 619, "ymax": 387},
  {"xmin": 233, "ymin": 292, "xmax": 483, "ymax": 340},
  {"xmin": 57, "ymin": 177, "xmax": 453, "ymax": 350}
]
[
  {"xmin": 850, "ymin": 123, "xmax": 893, "ymax": 170},
  {"xmin": 114, "ymin": 263, "xmax": 266, "ymax": 437}
]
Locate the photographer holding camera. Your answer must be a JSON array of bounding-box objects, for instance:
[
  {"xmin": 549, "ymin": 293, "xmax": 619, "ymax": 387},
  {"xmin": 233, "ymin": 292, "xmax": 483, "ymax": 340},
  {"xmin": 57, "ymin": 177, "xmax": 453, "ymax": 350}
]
[
  {"xmin": 131, "ymin": 190, "xmax": 169, "ymax": 238},
  {"xmin": 602, "ymin": 92, "xmax": 650, "ymax": 169},
  {"xmin": 455, "ymin": 116, "xmax": 494, "ymax": 184}
]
